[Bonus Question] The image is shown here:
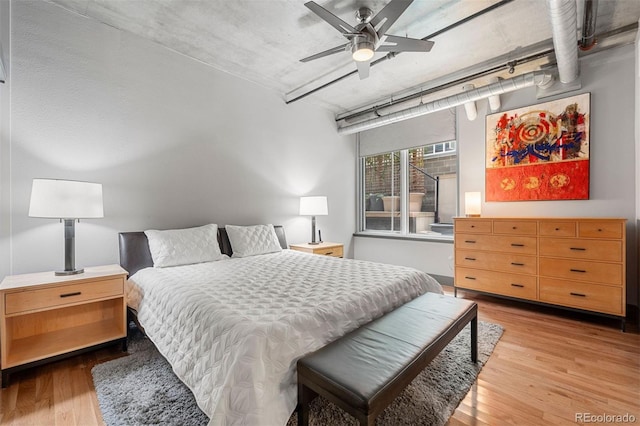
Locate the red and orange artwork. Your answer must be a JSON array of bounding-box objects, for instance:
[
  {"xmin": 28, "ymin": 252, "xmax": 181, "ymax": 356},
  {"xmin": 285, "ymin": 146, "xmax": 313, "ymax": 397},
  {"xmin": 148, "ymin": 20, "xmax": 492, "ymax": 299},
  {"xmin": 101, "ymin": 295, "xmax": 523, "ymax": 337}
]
[{"xmin": 485, "ymin": 93, "xmax": 590, "ymax": 201}]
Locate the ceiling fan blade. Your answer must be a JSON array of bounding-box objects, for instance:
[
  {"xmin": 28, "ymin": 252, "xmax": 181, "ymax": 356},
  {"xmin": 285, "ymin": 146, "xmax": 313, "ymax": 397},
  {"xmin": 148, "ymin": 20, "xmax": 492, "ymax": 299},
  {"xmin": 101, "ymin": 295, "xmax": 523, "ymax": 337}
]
[
  {"xmin": 356, "ymin": 60, "xmax": 370, "ymax": 80},
  {"xmin": 305, "ymin": 1, "xmax": 358, "ymax": 36},
  {"xmin": 377, "ymin": 35, "xmax": 434, "ymax": 52},
  {"xmin": 371, "ymin": 0, "xmax": 414, "ymax": 37},
  {"xmin": 300, "ymin": 43, "xmax": 350, "ymax": 62}
]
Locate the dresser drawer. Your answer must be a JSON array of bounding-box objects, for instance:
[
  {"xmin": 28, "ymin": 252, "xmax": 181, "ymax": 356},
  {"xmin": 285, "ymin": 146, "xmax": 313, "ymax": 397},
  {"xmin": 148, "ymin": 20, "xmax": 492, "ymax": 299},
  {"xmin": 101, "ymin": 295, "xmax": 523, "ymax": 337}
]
[
  {"xmin": 456, "ymin": 249, "xmax": 537, "ymax": 275},
  {"xmin": 5, "ymin": 278, "xmax": 124, "ymax": 315},
  {"xmin": 539, "ymin": 258, "xmax": 622, "ymax": 285},
  {"xmin": 539, "ymin": 238, "xmax": 622, "ymax": 262},
  {"xmin": 454, "ymin": 219, "xmax": 492, "ymax": 234},
  {"xmin": 539, "ymin": 221, "xmax": 577, "ymax": 237},
  {"xmin": 456, "ymin": 234, "xmax": 537, "ymax": 255},
  {"xmin": 539, "ymin": 278, "xmax": 623, "ymax": 315},
  {"xmin": 493, "ymin": 220, "xmax": 537, "ymax": 236},
  {"xmin": 455, "ymin": 267, "xmax": 537, "ymax": 300},
  {"xmin": 578, "ymin": 221, "xmax": 623, "ymax": 239}
]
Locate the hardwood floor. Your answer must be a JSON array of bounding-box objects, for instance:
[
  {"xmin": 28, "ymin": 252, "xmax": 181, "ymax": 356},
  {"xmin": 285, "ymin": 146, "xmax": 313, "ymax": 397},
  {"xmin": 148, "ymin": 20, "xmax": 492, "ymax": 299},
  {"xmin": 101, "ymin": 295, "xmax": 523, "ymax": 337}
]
[{"xmin": 1, "ymin": 288, "xmax": 638, "ymax": 425}]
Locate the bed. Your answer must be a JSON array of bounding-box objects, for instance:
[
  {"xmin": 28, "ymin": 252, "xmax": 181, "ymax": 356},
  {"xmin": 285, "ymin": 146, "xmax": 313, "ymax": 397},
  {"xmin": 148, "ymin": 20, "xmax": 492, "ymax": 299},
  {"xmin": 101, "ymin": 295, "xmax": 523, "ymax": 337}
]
[{"xmin": 119, "ymin": 224, "xmax": 443, "ymax": 426}]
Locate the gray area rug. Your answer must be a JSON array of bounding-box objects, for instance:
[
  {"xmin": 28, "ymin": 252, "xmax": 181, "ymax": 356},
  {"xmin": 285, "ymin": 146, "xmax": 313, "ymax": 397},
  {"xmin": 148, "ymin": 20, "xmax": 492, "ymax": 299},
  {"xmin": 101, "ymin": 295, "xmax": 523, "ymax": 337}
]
[{"xmin": 92, "ymin": 321, "xmax": 503, "ymax": 426}]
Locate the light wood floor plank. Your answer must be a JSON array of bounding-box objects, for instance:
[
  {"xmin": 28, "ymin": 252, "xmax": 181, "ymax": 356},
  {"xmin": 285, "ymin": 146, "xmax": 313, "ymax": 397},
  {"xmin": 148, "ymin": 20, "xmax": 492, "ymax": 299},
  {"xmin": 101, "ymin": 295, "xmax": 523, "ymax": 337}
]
[{"xmin": 0, "ymin": 287, "xmax": 637, "ymax": 425}]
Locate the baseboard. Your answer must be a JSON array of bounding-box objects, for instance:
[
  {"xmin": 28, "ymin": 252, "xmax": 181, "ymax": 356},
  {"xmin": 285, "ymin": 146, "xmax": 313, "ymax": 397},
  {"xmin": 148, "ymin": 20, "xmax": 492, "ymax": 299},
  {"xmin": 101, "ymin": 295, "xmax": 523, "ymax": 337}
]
[{"xmin": 429, "ymin": 274, "xmax": 454, "ymax": 287}]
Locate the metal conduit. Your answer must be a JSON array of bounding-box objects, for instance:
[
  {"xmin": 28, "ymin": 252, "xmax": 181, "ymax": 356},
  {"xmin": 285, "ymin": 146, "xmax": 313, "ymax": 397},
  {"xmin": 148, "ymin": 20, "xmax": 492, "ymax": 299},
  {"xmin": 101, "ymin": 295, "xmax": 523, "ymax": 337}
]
[
  {"xmin": 580, "ymin": 0, "xmax": 599, "ymax": 50},
  {"xmin": 337, "ymin": 71, "xmax": 554, "ymax": 135},
  {"xmin": 547, "ymin": 0, "xmax": 579, "ymax": 83}
]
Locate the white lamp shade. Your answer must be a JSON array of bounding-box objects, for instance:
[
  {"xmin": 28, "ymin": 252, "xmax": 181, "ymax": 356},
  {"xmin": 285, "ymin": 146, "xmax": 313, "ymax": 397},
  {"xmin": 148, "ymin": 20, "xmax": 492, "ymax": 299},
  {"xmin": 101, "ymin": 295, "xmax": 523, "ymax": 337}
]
[
  {"xmin": 29, "ymin": 179, "xmax": 104, "ymax": 219},
  {"xmin": 464, "ymin": 192, "xmax": 482, "ymax": 217},
  {"xmin": 299, "ymin": 196, "xmax": 328, "ymax": 216}
]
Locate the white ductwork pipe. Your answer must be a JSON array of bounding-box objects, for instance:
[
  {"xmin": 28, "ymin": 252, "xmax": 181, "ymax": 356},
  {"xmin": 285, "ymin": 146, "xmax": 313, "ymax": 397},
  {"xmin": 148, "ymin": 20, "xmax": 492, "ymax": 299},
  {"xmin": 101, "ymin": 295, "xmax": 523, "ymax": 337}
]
[
  {"xmin": 488, "ymin": 77, "xmax": 501, "ymax": 111},
  {"xmin": 547, "ymin": 0, "xmax": 579, "ymax": 83},
  {"xmin": 337, "ymin": 71, "xmax": 554, "ymax": 135},
  {"xmin": 462, "ymin": 84, "xmax": 478, "ymax": 121}
]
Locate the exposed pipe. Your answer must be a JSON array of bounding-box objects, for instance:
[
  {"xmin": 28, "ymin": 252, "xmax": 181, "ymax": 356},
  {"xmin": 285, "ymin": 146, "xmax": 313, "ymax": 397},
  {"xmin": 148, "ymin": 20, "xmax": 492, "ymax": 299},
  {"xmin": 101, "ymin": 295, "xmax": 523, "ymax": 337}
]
[
  {"xmin": 579, "ymin": 0, "xmax": 598, "ymax": 50},
  {"xmin": 337, "ymin": 48, "xmax": 554, "ymax": 123},
  {"xmin": 337, "ymin": 71, "xmax": 554, "ymax": 135},
  {"xmin": 285, "ymin": 0, "xmax": 515, "ymax": 105},
  {"xmin": 547, "ymin": 0, "xmax": 579, "ymax": 83},
  {"xmin": 339, "ymin": 22, "xmax": 636, "ymax": 124}
]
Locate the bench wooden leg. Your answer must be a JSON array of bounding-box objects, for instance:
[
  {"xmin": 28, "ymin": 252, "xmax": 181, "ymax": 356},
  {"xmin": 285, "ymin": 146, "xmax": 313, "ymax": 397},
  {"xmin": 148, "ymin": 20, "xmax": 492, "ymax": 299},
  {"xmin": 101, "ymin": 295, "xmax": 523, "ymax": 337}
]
[
  {"xmin": 471, "ymin": 315, "xmax": 478, "ymax": 363},
  {"xmin": 298, "ymin": 382, "xmax": 316, "ymax": 426}
]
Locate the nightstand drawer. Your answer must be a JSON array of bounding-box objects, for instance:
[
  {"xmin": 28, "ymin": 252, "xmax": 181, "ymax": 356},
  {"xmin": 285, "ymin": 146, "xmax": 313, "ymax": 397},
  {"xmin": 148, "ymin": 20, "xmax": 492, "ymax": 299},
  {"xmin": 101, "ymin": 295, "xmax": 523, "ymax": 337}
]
[
  {"xmin": 5, "ymin": 278, "xmax": 123, "ymax": 315},
  {"xmin": 289, "ymin": 242, "xmax": 343, "ymax": 258},
  {"xmin": 314, "ymin": 246, "xmax": 343, "ymax": 257}
]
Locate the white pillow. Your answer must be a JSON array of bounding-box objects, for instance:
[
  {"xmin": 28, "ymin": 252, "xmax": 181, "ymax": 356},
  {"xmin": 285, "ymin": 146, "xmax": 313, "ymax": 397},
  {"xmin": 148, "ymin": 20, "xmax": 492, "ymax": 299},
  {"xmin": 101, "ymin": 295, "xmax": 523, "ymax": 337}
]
[
  {"xmin": 145, "ymin": 224, "xmax": 224, "ymax": 268},
  {"xmin": 225, "ymin": 224, "xmax": 282, "ymax": 258}
]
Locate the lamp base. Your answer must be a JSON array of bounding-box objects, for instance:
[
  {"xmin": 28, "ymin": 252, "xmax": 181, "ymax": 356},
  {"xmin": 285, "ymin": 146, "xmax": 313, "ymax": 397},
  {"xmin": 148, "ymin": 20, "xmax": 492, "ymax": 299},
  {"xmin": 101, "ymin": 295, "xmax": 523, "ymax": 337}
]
[
  {"xmin": 307, "ymin": 242, "xmax": 320, "ymax": 245},
  {"xmin": 466, "ymin": 214, "xmax": 481, "ymax": 217},
  {"xmin": 55, "ymin": 268, "xmax": 84, "ymax": 276}
]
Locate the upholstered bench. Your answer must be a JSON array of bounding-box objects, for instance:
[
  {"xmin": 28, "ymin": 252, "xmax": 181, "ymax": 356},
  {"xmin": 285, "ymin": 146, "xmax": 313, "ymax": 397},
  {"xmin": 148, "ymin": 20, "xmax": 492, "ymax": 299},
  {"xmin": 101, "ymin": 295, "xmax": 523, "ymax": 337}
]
[{"xmin": 296, "ymin": 292, "xmax": 478, "ymax": 426}]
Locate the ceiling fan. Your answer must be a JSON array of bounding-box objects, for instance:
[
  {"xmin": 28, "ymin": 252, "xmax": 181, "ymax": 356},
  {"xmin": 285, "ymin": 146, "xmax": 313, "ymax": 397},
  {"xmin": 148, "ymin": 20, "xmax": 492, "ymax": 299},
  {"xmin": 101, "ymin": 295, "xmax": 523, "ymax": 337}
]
[{"xmin": 300, "ymin": 0, "xmax": 434, "ymax": 80}]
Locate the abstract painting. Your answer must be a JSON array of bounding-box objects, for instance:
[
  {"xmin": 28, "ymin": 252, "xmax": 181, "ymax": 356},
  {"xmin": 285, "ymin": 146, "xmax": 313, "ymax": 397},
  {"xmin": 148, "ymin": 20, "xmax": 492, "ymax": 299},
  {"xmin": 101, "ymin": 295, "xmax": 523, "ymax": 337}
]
[{"xmin": 485, "ymin": 93, "xmax": 590, "ymax": 201}]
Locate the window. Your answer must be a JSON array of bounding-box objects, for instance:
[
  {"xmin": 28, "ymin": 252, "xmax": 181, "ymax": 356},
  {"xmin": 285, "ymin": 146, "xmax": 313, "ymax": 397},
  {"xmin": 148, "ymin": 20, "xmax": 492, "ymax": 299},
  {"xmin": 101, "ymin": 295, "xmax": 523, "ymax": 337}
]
[{"xmin": 360, "ymin": 141, "xmax": 458, "ymax": 238}]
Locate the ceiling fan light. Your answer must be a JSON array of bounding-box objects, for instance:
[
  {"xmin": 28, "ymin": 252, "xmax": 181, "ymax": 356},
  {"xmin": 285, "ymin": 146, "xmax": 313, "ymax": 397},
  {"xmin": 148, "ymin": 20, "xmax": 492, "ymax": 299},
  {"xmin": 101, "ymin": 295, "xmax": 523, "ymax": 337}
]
[{"xmin": 352, "ymin": 41, "xmax": 374, "ymax": 62}]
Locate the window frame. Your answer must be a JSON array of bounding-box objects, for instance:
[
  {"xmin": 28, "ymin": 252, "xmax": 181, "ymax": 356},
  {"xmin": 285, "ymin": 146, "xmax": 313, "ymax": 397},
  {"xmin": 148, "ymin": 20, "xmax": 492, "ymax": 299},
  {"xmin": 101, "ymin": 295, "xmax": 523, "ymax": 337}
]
[{"xmin": 356, "ymin": 140, "xmax": 458, "ymax": 241}]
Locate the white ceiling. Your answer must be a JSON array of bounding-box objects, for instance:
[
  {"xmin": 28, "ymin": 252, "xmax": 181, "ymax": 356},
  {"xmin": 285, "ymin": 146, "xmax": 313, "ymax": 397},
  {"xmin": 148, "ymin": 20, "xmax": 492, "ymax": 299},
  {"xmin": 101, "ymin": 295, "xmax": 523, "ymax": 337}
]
[{"xmin": 48, "ymin": 0, "xmax": 640, "ymax": 114}]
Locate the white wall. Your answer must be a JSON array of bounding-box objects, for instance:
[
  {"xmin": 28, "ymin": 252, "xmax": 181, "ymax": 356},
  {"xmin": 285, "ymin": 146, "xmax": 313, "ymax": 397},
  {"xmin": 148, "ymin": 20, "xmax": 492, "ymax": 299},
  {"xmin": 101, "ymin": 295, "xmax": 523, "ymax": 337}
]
[
  {"xmin": 354, "ymin": 237, "xmax": 454, "ymax": 278},
  {"xmin": 0, "ymin": 0, "xmax": 9, "ymax": 278},
  {"xmin": 355, "ymin": 45, "xmax": 638, "ymax": 308},
  {"xmin": 3, "ymin": 1, "xmax": 355, "ymax": 277}
]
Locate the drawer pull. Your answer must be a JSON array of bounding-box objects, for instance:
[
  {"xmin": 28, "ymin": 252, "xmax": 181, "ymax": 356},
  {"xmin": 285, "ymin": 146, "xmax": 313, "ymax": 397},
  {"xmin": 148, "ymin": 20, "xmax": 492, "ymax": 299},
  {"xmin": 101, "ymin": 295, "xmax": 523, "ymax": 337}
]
[
  {"xmin": 570, "ymin": 247, "xmax": 586, "ymax": 251},
  {"xmin": 465, "ymin": 276, "xmax": 476, "ymax": 280},
  {"xmin": 510, "ymin": 283, "xmax": 524, "ymax": 288},
  {"xmin": 464, "ymin": 240, "xmax": 476, "ymax": 244},
  {"xmin": 511, "ymin": 243, "xmax": 524, "ymax": 247},
  {"xmin": 470, "ymin": 225, "xmax": 475, "ymax": 228},
  {"xmin": 464, "ymin": 257, "xmax": 476, "ymax": 261},
  {"xmin": 570, "ymin": 292, "xmax": 586, "ymax": 297},
  {"xmin": 597, "ymin": 228, "xmax": 603, "ymax": 232},
  {"xmin": 324, "ymin": 252, "xmax": 333, "ymax": 255},
  {"xmin": 60, "ymin": 291, "xmax": 82, "ymax": 298},
  {"xmin": 555, "ymin": 228, "xmax": 560, "ymax": 231},
  {"xmin": 512, "ymin": 226, "xmax": 517, "ymax": 230},
  {"xmin": 510, "ymin": 262, "xmax": 524, "ymax": 266},
  {"xmin": 570, "ymin": 268, "xmax": 587, "ymax": 273}
]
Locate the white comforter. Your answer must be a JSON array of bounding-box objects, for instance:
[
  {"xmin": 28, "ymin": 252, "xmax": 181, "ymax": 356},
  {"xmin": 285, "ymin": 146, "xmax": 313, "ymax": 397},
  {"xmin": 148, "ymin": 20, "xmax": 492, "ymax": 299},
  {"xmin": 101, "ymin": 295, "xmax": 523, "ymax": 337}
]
[{"xmin": 126, "ymin": 250, "xmax": 442, "ymax": 426}]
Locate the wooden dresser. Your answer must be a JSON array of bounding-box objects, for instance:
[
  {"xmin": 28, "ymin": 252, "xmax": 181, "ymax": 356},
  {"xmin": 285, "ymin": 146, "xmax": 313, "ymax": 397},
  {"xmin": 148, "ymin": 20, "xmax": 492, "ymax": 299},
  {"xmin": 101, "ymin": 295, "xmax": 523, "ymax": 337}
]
[{"xmin": 454, "ymin": 217, "xmax": 626, "ymax": 327}]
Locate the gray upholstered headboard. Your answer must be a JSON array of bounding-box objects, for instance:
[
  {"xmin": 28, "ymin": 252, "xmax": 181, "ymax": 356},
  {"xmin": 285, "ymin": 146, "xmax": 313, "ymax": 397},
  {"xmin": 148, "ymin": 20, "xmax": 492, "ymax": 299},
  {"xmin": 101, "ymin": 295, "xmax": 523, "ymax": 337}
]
[{"xmin": 118, "ymin": 225, "xmax": 288, "ymax": 277}]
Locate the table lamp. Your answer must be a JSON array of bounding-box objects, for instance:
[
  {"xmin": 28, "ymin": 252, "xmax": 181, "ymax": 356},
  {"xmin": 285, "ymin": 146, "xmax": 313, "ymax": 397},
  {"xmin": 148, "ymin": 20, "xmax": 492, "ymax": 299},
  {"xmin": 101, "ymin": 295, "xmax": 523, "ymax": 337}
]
[
  {"xmin": 464, "ymin": 192, "xmax": 481, "ymax": 217},
  {"xmin": 299, "ymin": 196, "xmax": 328, "ymax": 245},
  {"xmin": 29, "ymin": 178, "xmax": 104, "ymax": 275}
]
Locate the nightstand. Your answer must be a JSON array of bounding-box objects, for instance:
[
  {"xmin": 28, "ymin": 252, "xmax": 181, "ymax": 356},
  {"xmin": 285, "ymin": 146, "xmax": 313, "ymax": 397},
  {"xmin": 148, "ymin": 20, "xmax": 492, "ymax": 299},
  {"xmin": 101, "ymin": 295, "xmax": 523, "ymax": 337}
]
[
  {"xmin": 289, "ymin": 242, "xmax": 344, "ymax": 258},
  {"xmin": 0, "ymin": 264, "xmax": 128, "ymax": 387}
]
